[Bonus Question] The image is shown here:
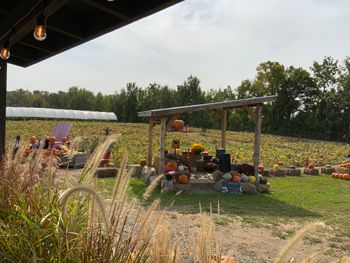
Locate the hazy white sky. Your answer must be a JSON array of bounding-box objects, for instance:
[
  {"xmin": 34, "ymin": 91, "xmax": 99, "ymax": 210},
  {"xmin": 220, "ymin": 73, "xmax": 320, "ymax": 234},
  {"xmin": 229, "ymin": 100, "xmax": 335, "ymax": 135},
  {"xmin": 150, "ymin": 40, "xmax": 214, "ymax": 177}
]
[{"xmin": 7, "ymin": 0, "xmax": 350, "ymax": 94}]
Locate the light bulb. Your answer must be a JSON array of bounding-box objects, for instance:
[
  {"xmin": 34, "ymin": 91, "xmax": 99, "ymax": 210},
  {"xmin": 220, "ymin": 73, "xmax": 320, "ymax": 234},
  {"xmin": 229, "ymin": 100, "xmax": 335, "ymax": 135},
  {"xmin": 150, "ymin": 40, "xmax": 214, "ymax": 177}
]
[
  {"xmin": 0, "ymin": 40, "xmax": 10, "ymax": 60},
  {"xmin": 34, "ymin": 14, "xmax": 47, "ymax": 41}
]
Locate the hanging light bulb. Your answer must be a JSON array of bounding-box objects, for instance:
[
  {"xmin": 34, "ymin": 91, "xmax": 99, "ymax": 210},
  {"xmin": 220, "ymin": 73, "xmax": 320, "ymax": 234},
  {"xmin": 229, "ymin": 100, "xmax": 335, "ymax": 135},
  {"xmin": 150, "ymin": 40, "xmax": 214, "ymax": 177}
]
[
  {"xmin": 0, "ymin": 40, "xmax": 10, "ymax": 60},
  {"xmin": 34, "ymin": 14, "xmax": 47, "ymax": 41}
]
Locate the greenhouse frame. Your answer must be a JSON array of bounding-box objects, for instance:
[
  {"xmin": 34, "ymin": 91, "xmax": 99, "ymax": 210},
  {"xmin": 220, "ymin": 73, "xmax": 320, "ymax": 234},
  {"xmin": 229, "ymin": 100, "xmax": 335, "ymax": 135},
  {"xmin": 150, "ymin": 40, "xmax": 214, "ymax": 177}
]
[{"xmin": 6, "ymin": 107, "xmax": 118, "ymax": 121}]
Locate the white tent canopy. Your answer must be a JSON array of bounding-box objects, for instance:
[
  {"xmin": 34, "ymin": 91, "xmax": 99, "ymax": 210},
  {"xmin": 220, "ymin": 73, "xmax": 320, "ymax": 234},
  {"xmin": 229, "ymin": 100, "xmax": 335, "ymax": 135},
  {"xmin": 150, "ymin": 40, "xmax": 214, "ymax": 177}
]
[{"xmin": 6, "ymin": 107, "xmax": 117, "ymax": 121}]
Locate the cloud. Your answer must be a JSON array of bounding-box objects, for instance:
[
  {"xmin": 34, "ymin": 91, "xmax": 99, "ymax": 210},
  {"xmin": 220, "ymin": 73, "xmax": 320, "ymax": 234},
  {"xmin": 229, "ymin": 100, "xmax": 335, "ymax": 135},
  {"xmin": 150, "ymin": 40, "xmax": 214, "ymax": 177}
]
[{"xmin": 8, "ymin": 0, "xmax": 350, "ymax": 94}]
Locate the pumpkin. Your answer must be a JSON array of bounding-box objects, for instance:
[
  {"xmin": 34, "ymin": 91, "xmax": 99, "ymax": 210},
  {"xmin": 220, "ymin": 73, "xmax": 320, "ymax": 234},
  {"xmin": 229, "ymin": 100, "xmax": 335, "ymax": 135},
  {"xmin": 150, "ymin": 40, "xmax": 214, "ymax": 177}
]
[
  {"xmin": 248, "ymin": 176, "xmax": 256, "ymax": 184},
  {"xmin": 173, "ymin": 119, "xmax": 184, "ymax": 130},
  {"xmin": 223, "ymin": 173, "xmax": 232, "ymax": 181},
  {"xmin": 30, "ymin": 136, "xmax": 36, "ymax": 143},
  {"xmin": 179, "ymin": 174, "xmax": 189, "ymax": 184},
  {"xmin": 139, "ymin": 159, "xmax": 147, "ymax": 167},
  {"xmin": 49, "ymin": 136, "xmax": 56, "ymax": 143},
  {"xmin": 232, "ymin": 175, "xmax": 240, "ymax": 183},
  {"xmin": 258, "ymin": 164, "xmax": 265, "ymax": 171},
  {"xmin": 344, "ymin": 174, "xmax": 350, "ymax": 180},
  {"xmin": 61, "ymin": 137, "xmax": 67, "ymax": 143},
  {"xmin": 240, "ymin": 174, "xmax": 249, "ymax": 182},
  {"xmin": 273, "ymin": 164, "xmax": 280, "ymax": 170},
  {"xmin": 166, "ymin": 161, "xmax": 177, "ymax": 171},
  {"xmin": 308, "ymin": 163, "xmax": 315, "ymax": 169}
]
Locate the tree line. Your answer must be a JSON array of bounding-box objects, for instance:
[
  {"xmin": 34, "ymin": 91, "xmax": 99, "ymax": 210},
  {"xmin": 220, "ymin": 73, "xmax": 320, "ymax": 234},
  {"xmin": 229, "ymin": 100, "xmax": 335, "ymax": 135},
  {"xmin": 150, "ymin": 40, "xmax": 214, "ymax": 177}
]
[{"xmin": 7, "ymin": 56, "xmax": 350, "ymax": 142}]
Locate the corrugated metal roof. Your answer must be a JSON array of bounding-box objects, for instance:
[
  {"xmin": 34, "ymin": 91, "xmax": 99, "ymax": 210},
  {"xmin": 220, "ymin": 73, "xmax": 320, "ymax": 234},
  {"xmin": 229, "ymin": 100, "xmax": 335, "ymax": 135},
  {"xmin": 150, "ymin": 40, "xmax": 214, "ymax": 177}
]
[{"xmin": 6, "ymin": 107, "xmax": 118, "ymax": 121}]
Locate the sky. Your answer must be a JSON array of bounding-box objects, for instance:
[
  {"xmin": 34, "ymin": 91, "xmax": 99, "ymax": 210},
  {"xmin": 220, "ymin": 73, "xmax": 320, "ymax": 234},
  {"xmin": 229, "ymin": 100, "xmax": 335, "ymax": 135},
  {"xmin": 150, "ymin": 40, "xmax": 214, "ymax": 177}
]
[{"xmin": 7, "ymin": 0, "xmax": 350, "ymax": 94}]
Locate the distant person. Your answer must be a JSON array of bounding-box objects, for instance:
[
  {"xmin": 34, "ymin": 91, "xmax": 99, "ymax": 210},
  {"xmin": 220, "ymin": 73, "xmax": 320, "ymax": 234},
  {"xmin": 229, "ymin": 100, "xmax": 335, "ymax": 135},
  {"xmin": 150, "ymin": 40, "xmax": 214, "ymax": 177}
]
[
  {"xmin": 103, "ymin": 127, "xmax": 112, "ymax": 136},
  {"xmin": 12, "ymin": 135, "xmax": 21, "ymax": 159}
]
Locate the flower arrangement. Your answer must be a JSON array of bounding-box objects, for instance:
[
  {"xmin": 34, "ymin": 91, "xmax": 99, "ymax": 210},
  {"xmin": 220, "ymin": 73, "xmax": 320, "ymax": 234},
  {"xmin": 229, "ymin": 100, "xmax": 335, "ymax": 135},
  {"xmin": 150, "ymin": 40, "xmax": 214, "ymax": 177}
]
[{"xmin": 190, "ymin": 143, "xmax": 205, "ymax": 154}]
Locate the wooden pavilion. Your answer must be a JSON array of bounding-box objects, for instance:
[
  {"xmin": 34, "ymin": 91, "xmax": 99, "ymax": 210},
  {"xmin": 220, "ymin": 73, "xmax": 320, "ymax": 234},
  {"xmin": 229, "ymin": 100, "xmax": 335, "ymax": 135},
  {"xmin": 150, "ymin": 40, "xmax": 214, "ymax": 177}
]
[
  {"xmin": 138, "ymin": 95, "xmax": 277, "ymax": 182},
  {"xmin": 0, "ymin": 0, "xmax": 183, "ymax": 159}
]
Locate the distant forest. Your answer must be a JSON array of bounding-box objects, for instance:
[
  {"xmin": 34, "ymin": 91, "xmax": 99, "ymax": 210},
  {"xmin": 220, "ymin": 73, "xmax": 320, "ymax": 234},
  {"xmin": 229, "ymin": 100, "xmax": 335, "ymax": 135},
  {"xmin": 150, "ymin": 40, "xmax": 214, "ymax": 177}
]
[{"xmin": 7, "ymin": 57, "xmax": 350, "ymax": 142}]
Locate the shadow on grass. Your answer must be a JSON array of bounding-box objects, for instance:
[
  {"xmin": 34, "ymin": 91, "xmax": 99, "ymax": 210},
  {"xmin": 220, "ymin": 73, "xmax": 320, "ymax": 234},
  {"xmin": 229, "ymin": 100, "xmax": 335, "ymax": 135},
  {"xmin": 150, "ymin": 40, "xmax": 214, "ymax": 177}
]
[{"xmin": 127, "ymin": 178, "xmax": 319, "ymax": 218}]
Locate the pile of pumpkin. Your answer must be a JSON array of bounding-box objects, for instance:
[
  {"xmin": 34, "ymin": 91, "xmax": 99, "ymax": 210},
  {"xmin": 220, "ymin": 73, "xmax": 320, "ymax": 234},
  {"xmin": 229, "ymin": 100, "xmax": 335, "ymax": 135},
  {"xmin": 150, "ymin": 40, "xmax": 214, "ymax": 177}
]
[
  {"xmin": 163, "ymin": 161, "xmax": 191, "ymax": 185},
  {"xmin": 339, "ymin": 160, "xmax": 350, "ymax": 169},
  {"xmin": 331, "ymin": 172, "xmax": 350, "ymax": 180}
]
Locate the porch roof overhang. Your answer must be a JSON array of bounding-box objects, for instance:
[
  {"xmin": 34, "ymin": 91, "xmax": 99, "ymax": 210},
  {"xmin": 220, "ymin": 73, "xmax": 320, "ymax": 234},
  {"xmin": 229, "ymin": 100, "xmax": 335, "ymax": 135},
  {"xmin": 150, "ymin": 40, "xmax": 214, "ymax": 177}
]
[
  {"xmin": 0, "ymin": 0, "xmax": 183, "ymax": 67},
  {"xmin": 138, "ymin": 95, "xmax": 277, "ymax": 118}
]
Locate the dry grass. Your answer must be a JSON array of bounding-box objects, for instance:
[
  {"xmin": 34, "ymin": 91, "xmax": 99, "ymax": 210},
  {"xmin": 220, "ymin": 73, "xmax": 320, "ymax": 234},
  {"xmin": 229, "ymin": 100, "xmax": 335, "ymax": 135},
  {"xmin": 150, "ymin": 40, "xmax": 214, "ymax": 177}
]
[{"xmin": 0, "ymin": 135, "xmax": 349, "ymax": 262}]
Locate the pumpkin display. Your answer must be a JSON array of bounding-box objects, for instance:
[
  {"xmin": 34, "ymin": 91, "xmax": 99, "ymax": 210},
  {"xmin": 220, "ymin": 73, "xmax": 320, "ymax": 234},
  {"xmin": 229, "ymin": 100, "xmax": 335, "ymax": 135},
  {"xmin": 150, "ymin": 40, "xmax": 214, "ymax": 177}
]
[
  {"xmin": 308, "ymin": 163, "xmax": 315, "ymax": 169},
  {"xmin": 139, "ymin": 159, "xmax": 147, "ymax": 167},
  {"xmin": 173, "ymin": 119, "xmax": 184, "ymax": 130},
  {"xmin": 232, "ymin": 175, "xmax": 240, "ymax": 183},
  {"xmin": 166, "ymin": 161, "xmax": 177, "ymax": 171},
  {"xmin": 178, "ymin": 174, "xmax": 189, "ymax": 184},
  {"xmin": 248, "ymin": 176, "xmax": 256, "ymax": 184}
]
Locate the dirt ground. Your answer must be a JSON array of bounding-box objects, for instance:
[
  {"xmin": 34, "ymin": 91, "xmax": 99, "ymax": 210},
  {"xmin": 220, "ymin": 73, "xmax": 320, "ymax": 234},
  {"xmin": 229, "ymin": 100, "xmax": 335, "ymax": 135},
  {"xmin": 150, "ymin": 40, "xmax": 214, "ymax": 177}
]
[{"xmin": 62, "ymin": 168, "xmax": 347, "ymax": 263}]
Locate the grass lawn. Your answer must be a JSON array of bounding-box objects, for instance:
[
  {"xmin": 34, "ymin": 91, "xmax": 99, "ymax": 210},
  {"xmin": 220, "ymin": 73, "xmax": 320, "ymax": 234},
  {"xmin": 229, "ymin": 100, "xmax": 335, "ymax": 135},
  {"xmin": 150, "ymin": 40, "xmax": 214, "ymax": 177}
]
[{"xmin": 97, "ymin": 174, "xmax": 350, "ymax": 250}]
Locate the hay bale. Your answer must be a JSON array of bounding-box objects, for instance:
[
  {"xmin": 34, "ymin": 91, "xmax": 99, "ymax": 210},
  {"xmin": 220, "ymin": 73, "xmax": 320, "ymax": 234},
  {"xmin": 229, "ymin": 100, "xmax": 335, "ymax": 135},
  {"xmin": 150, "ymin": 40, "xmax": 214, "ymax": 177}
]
[
  {"xmin": 257, "ymin": 183, "xmax": 270, "ymax": 193},
  {"xmin": 272, "ymin": 168, "xmax": 287, "ymax": 177},
  {"xmin": 287, "ymin": 168, "xmax": 302, "ymax": 176},
  {"xmin": 320, "ymin": 167, "xmax": 336, "ymax": 174},
  {"xmin": 260, "ymin": 169, "xmax": 271, "ymax": 177},
  {"xmin": 128, "ymin": 164, "xmax": 143, "ymax": 178},
  {"xmin": 212, "ymin": 170, "xmax": 224, "ymax": 182},
  {"xmin": 95, "ymin": 167, "xmax": 118, "ymax": 178},
  {"xmin": 304, "ymin": 168, "xmax": 320, "ymax": 175},
  {"xmin": 241, "ymin": 182, "xmax": 256, "ymax": 194}
]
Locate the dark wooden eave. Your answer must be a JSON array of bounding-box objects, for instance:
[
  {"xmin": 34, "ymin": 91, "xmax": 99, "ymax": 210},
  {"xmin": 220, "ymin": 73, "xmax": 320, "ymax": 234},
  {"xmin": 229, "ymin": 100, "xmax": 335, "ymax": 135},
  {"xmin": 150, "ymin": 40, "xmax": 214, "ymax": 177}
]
[
  {"xmin": 138, "ymin": 95, "xmax": 277, "ymax": 118},
  {"xmin": 0, "ymin": 0, "xmax": 183, "ymax": 67}
]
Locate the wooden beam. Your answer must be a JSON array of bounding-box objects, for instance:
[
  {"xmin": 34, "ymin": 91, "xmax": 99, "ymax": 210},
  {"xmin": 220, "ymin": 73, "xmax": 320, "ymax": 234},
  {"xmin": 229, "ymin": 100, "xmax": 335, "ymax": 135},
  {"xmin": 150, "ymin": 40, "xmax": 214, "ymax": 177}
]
[
  {"xmin": 78, "ymin": 0, "xmax": 129, "ymax": 20},
  {"xmin": 147, "ymin": 119, "xmax": 156, "ymax": 167},
  {"xmin": 253, "ymin": 104, "xmax": 262, "ymax": 186},
  {"xmin": 17, "ymin": 41, "xmax": 53, "ymax": 54},
  {"xmin": 138, "ymin": 95, "xmax": 277, "ymax": 118},
  {"xmin": 0, "ymin": 60, "xmax": 7, "ymax": 161},
  {"xmin": 221, "ymin": 109, "xmax": 227, "ymax": 149},
  {"xmin": 47, "ymin": 25, "xmax": 84, "ymax": 41},
  {"xmin": 159, "ymin": 118, "xmax": 166, "ymax": 174}
]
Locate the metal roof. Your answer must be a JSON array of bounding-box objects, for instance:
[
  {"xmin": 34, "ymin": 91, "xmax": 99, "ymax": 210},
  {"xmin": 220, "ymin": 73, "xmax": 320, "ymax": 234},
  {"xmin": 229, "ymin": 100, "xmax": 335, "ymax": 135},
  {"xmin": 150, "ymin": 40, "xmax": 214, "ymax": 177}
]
[
  {"xmin": 0, "ymin": 0, "xmax": 183, "ymax": 67},
  {"xmin": 6, "ymin": 107, "xmax": 117, "ymax": 121},
  {"xmin": 138, "ymin": 95, "xmax": 278, "ymax": 118}
]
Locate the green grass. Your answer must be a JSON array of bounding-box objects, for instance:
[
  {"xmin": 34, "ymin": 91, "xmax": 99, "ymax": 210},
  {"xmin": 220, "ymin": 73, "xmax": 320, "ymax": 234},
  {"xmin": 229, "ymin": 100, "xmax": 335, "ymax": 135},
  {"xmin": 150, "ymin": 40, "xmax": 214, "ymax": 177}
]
[{"xmin": 98, "ymin": 174, "xmax": 350, "ymax": 244}]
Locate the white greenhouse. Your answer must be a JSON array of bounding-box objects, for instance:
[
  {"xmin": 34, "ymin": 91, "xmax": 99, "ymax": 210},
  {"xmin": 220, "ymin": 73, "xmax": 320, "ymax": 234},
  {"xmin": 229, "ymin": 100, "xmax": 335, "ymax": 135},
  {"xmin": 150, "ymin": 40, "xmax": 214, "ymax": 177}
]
[{"xmin": 6, "ymin": 107, "xmax": 118, "ymax": 121}]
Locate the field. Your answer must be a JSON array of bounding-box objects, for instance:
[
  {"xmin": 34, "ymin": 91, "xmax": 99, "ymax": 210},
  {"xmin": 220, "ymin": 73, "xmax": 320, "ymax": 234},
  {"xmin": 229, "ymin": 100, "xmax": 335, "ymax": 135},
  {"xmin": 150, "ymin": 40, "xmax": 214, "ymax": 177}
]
[
  {"xmin": 5, "ymin": 120, "xmax": 350, "ymax": 261},
  {"xmin": 6, "ymin": 120, "xmax": 349, "ymax": 167}
]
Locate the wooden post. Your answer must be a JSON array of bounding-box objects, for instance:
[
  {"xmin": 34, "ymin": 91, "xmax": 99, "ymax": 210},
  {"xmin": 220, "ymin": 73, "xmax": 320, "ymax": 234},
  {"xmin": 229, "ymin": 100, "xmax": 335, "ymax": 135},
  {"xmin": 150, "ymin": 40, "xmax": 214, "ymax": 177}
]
[
  {"xmin": 221, "ymin": 109, "xmax": 227, "ymax": 149},
  {"xmin": 253, "ymin": 104, "xmax": 262, "ymax": 186},
  {"xmin": 159, "ymin": 117, "xmax": 166, "ymax": 174},
  {"xmin": 0, "ymin": 60, "xmax": 7, "ymax": 162},
  {"xmin": 147, "ymin": 118, "xmax": 156, "ymax": 167}
]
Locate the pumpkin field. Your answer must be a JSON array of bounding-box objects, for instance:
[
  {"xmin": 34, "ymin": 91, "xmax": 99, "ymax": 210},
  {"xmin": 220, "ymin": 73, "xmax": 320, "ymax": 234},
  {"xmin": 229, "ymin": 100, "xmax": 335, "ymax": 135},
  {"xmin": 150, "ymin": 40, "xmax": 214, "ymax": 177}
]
[
  {"xmin": 6, "ymin": 120, "xmax": 349, "ymax": 167},
  {"xmin": 5, "ymin": 120, "xmax": 350, "ymax": 260}
]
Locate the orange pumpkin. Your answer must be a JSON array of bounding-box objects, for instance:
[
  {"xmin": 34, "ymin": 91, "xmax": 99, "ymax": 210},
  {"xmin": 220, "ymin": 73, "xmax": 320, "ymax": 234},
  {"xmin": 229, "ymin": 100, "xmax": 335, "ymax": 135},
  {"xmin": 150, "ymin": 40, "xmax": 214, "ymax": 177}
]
[
  {"xmin": 30, "ymin": 136, "xmax": 36, "ymax": 143},
  {"xmin": 139, "ymin": 159, "xmax": 147, "ymax": 167},
  {"xmin": 343, "ymin": 174, "xmax": 350, "ymax": 180},
  {"xmin": 61, "ymin": 137, "xmax": 67, "ymax": 143},
  {"xmin": 179, "ymin": 175, "xmax": 189, "ymax": 184},
  {"xmin": 49, "ymin": 136, "xmax": 56, "ymax": 143},
  {"xmin": 331, "ymin": 173, "xmax": 336, "ymax": 178},
  {"xmin": 166, "ymin": 161, "xmax": 177, "ymax": 171},
  {"xmin": 232, "ymin": 175, "xmax": 240, "ymax": 183},
  {"xmin": 173, "ymin": 119, "xmax": 184, "ymax": 130},
  {"xmin": 308, "ymin": 163, "xmax": 315, "ymax": 169}
]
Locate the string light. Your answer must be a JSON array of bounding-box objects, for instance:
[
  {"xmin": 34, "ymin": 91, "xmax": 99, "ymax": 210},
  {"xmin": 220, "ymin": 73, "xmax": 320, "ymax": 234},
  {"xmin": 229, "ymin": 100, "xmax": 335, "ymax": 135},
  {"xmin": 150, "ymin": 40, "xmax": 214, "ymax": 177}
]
[
  {"xmin": 0, "ymin": 40, "xmax": 10, "ymax": 60},
  {"xmin": 33, "ymin": 14, "xmax": 47, "ymax": 41}
]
